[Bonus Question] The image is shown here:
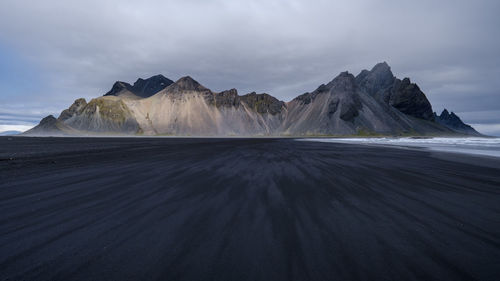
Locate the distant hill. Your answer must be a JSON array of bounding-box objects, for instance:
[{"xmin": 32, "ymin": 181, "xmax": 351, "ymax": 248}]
[
  {"xmin": 0, "ymin": 130, "xmax": 22, "ymax": 136},
  {"xmin": 26, "ymin": 62, "xmax": 481, "ymax": 137}
]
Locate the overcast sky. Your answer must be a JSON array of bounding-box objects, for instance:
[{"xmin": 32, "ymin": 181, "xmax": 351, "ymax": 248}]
[{"xmin": 1, "ymin": 0, "xmax": 499, "ymax": 135}]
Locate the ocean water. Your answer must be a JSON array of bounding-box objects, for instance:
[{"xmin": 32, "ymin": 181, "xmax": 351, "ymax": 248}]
[{"xmin": 303, "ymin": 137, "xmax": 500, "ymax": 158}]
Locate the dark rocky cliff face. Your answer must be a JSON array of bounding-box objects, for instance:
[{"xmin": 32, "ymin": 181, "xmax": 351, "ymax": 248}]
[
  {"xmin": 240, "ymin": 92, "xmax": 286, "ymax": 115},
  {"xmin": 132, "ymin": 75, "xmax": 174, "ymax": 97},
  {"xmin": 104, "ymin": 75, "xmax": 174, "ymax": 98},
  {"xmin": 326, "ymin": 72, "xmax": 362, "ymax": 122},
  {"xmin": 356, "ymin": 63, "xmax": 434, "ymax": 121},
  {"xmin": 389, "ymin": 78, "xmax": 434, "ymax": 121},
  {"xmin": 356, "ymin": 62, "xmax": 395, "ymax": 97},
  {"xmin": 104, "ymin": 81, "xmax": 134, "ymax": 96},
  {"xmin": 210, "ymin": 89, "xmax": 241, "ymax": 108},
  {"xmin": 434, "ymin": 109, "xmax": 481, "ymax": 136}
]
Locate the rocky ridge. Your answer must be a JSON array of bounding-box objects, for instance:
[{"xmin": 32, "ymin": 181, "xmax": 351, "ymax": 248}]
[
  {"xmin": 26, "ymin": 63, "xmax": 480, "ymax": 136},
  {"xmin": 434, "ymin": 109, "xmax": 481, "ymax": 136}
]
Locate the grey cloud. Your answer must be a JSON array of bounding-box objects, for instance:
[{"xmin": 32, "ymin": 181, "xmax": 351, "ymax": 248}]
[
  {"xmin": 470, "ymin": 124, "xmax": 500, "ymax": 137},
  {"xmin": 0, "ymin": 0, "xmax": 499, "ymax": 131},
  {"xmin": 455, "ymin": 110, "xmax": 500, "ymax": 125}
]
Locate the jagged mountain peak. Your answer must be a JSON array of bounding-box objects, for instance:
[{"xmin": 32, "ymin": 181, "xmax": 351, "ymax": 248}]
[
  {"xmin": 437, "ymin": 109, "xmax": 461, "ymax": 121},
  {"xmin": 221, "ymin": 88, "xmax": 238, "ymax": 95},
  {"xmin": 104, "ymin": 75, "xmax": 174, "ymax": 98},
  {"xmin": 104, "ymin": 81, "xmax": 133, "ymax": 96},
  {"xmin": 371, "ymin": 61, "xmax": 391, "ymax": 72},
  {"xmin": 293, "ymin": 72, "xmax": 356, "ymax": 105},
  {"xmin": 440, "ymin": 109, "xmax": 450, "ymax": 117},
  {"xmin": 242, "ymin": 91, "xmax": 279, "ymax": 99},
  {"xmin": 137, "ymin": 74, "xmax": 168, "ymax": 81},
  {"xmin": 400, "ymin": 77, "xmax": 412, "ymax": 84},
  {"xmin": 58, "ymin": 98, "xmax": 87, "ymax": 121},
  {"xmin": 356, "ymin": 62, "xmax": 395, "ymax": 96},
  {"xmin": 133, "ymin": 74, "xmax": 172, "ymax": 86},
  {"xmin": 435, "ymin": 108, "xmax": 481, "ymax": 136},
  {"xmin": 240, "ymin": 92, "xmax": 285, "ymax": 115},
  {"xmin": 327, "ymin": 71, "xmax": 357, "ymax": 91},
  {"xmin": 177, "ymin": 75, "xmax": 197, "ymax": 83},
  {"xmin": 356, "ymin": 62, "xmax": 393, "ymax": 78},
  {"xmin": 132, "ymin": 74, "xmax": 174, "ymax": 97},
  {"xmin": 370, "ymin": 62, "xmax": 394, "ymax": 82},
  {"xmin": 397, "ymin": 77, "xmax": 423, "ymax": 94},
  {"xmin": 178, "ymin": 76, "xmax": 199, "ymax": 83},
  {"xmin": 167, "ymin": 76, "xmax": 208, "ymax": 92},
  {"xmin": 333, "ymin": 71, "xmax": 355, "ymax": 80},
  {"xmin": 41, "ymin": 115, "xmax": 57, "ymax": 124}
]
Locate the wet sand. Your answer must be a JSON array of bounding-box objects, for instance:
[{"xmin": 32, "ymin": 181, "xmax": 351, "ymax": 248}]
[{"xmin": 1, "ymin": 137, "xmax": 500, "ymax": 281}]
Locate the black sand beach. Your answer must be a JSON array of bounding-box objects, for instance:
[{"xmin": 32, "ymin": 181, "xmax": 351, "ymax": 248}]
[{"xmin": 1, "ymin": 137, "xmax": 499, "ymax": 281}]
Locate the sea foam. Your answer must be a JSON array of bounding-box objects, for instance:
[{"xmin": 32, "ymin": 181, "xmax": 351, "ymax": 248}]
[{"xmin": 303, "ymin": 137, "xmax": 500, "ymax": 158}]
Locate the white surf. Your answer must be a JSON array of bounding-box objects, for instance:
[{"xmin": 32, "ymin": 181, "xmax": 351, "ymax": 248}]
[{"xmin": 303, "ymin": 137, "xmax": 500, "ymax": 158}]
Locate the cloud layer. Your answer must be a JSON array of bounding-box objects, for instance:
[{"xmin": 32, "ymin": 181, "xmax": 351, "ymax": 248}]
[{"xmin": 1, "ymin": 0, "xmax": 499, "ymax": 134}]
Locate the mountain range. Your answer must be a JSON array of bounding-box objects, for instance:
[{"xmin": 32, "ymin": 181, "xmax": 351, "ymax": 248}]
[{"xmin": 25, "ymin": 62, "xmax": 481, "ymax": 136}]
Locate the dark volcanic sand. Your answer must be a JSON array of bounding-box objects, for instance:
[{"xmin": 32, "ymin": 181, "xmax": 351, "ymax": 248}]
[{"xmin": 1, "ymin": 137, "xmax": 500, "ymax": 281}]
